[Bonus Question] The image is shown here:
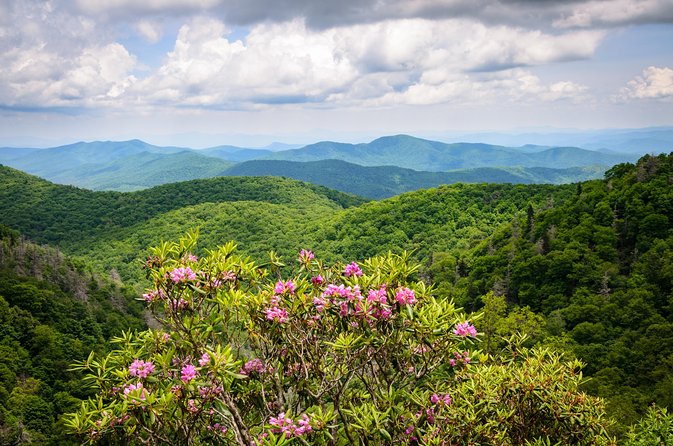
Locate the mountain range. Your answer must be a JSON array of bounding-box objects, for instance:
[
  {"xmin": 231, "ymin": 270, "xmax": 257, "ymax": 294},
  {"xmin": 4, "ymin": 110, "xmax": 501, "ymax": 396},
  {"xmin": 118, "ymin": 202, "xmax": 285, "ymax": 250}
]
[{"xmin": 0, "ymin": 134, "xmax": 640, "ymax": 197}]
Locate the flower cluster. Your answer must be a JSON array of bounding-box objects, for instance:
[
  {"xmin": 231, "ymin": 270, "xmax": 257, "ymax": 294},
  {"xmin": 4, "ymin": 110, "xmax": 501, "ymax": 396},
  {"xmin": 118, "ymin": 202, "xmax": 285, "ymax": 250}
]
[
  {"xmin": 343, "ymin": 262, "xmax": 363, "ymax": 277},
  {"xmin": 449, "ymin": 351, "xmax": 471, "ymax": 367},
  {"xmin": 142, "ymin": 289, "xmax": 165, "ymax": 303},
  {"xmin": 268, "ymin": 413, "xmax": 313, "ymax": 438},
  {"xmin": 453, "ymin": 321, "xmax": 478, "ymax": 337},
  {"xmin": 170, "ymin": 266, "xmax": 197, "ymax": 283},
  {"xmin": 239, "ymin": 358, "xmax": 268, "ymax": 376},
  {"xmin": 198, "ymin": 353, "xmax": 210, "ymax": 367},
  {"xmin": 169, "ymin": 298, "xmax": 189, "ymax": 312},
  {"xmin": 298, "ymin": 249, "xmax": 314, "ymax": 263},
  {"xmin": 395, "ymin": 287, "xmax": 417, "ymax": 305},
  {"xmin": 264, "ymin": 295, "xmax": 289, "ymax": 323},
  {"xmin": 274, "ymin": 280, "xmax": 295, "ymax": 295},
  {"xmin": 123, "ymin": 382, "xmax": 147, "ymax": 401},
  {"xmin": 129, "ymin": 359, "xmax": 155, "ymax": 378},
  {"xmin": 181, "ymin": 364, "xmax": 198, "ymax": 383}
]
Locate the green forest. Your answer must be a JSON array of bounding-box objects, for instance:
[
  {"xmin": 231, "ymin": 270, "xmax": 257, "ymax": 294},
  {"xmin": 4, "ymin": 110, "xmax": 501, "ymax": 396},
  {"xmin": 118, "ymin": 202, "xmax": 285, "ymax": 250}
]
[{"xmin": 1, "ymin": 153, "xmax": 673, "ymax": 443}]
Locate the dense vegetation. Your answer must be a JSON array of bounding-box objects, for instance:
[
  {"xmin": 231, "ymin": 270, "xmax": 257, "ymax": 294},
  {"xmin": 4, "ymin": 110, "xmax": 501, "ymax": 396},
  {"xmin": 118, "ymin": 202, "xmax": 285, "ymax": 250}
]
[
  {"xmin": 0, "ymin": 225, "xmax": 145, "ymax": 444},
  {"xmin": 225, "ymin": 159, "xmax": 605, "ymax": 199},
  {"xmin": 435, "ymin": 154, "xmax": 673, "ymax": 430},
  {"xmin": 2, "ymin": 152, "xmax": 673, "ymax": 442}
]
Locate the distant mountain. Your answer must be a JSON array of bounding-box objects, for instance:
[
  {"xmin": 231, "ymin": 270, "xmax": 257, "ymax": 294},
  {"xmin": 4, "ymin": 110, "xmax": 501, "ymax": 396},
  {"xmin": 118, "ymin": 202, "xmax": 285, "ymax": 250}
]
[
  {"xmin": 199, "ymin": 145, "xmax": 275, "ymax": 162},
  {"xmin": 450, "ymin": 126, "xmax": 673, "ymax": 155},
  {"xmin": 0, "ymin": 135, "xmax": 637, "ymax": 194},
  {"xmin": 0, "ymin": 147, "xmax": 40, "ymax": 162},
  {"xmin": 264, "ymin": 135, "xmax": 636, "ymax": 171},
  {"xmin": 50, "ymin": 150, "xmax": 234, "ymax": 191},
  {"xmin": 1, "ymin": 139, "xmax": 188, "ymax": 178},
  {"xmin": 224, "ymin": 159, "xmax": 607, "ymax": 199}
]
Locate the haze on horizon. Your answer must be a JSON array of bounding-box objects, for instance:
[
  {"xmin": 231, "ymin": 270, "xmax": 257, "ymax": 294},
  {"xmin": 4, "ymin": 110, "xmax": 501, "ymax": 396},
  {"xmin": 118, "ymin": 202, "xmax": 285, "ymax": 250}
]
[{"xmin": 1, "ymin": 0, "xmax": 672, "ymax": 148}]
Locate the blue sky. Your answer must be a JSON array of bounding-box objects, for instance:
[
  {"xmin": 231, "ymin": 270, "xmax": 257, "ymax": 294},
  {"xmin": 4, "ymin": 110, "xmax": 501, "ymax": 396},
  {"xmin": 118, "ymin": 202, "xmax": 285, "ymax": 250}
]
[{"xmin": 0, "ymin": 0, "xmax": 672, "ymax": 148}]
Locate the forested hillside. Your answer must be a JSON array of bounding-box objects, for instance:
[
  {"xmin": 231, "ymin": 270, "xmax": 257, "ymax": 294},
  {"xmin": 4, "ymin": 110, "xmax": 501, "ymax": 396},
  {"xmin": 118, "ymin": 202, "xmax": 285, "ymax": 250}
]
[
  {"xmin": 437, "ymin": 154, "xmax": 673, "ymax": 428},
  {"xmin": 0, "ymin": 225, "xmax": 145, "ymax": 444},
  {"xmin": 1, "ymin": 154, "xmax": 673, "ymax": 441},
  {"xmin": 0, "ymin": 166, "xmax": 570, "ymax": 286},
  {"xmin": 225, "ymin": 159, "xmax": 604, "ymax": 199}
]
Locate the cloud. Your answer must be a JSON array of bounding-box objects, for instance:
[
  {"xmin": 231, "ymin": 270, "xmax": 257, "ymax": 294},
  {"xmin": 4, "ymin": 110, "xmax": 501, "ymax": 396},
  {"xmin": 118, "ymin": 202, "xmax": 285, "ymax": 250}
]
[
  {"xmin": 618, "ymin": 66, "xmax": 673, "ymax": 101},
  {"xmin": 63, "ymin": 0, "xmax": 673, "ymax": 30},
  {"xmin": 553, "ymin": 0, "xmax": 673, "ymax": 28},
  {"xmin": 126, "ymin": 17, "xmax": 600, "ymax": 109},
  {"xmin": 135, "ymin": 20, "xmax": 163, "ymax": 43}
]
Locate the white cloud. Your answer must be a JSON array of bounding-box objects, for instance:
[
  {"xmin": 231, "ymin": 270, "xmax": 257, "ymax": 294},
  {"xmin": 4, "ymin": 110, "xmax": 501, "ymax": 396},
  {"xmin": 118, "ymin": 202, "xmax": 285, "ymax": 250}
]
[
  {"xmin": 553, "ymin": 0, "xmax": 673, "ymax": 28},
  {"xmin": 618, "ymin": 66, "xmax": 673, "ymax": 101},
  {"xmin": 0, "ymin": 2, "xmax": 604, "ymax": 111},
  {"xmin": 128, "ymin": 17, "xmax": 599, "ymax": 108},
  {"xmin": 135, "ymin": 20, "xmax": 163, "ymax": 43}
]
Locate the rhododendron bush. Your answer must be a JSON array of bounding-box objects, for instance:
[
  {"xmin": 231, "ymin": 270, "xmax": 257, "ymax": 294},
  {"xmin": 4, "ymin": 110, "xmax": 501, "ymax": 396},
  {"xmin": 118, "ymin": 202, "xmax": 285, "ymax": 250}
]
[{"xmin": 65, "ymin": 233, "xmax": 613, "ymax": 445}]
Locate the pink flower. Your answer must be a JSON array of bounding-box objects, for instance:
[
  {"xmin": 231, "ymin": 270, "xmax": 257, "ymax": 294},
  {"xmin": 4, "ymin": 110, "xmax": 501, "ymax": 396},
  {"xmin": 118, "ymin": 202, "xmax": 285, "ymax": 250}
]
[
  {"xmin": 367, "ymin": 286, "xmax": 387, "ymax": 304},
  {"xmin": 344, "ymin": 262, "xmax": 363, "ymax": 277},
  {"xmin": 181, "ymin": 364, "xmax": 198, "ymax": 383},
  {"xmin": 395, "ymin": 287, "xmax": 417, "ymax": 305},
  {"xmin": 453, "ymin": 321, "xmax": 478, "ymax": 337},
  {"xmin": 129, "ymin": 359, "xmax": 155, "ymax": 378},
  {"xmin": 198, "ymin": 353, "xmax": 210, "ymax": 367},
  {"xmin": 274, "ymin": 280, "xmax": 295, "ymax": 295},
  {"xmin": 265, "ymin": 306, "xmax": 289, "ymax": 323},
  {"xmin": 170, "ymin": 267, "xmax": 197, "ymax": 283},
  {"xmin": 187, "ymin": 254, "xmax": 198, "ymax": 262},
  {"xmin": 240, "ymin": 358, "xmax": 266, "ymax": 375},
  {"xmin": 169, "ymin": 298, "xmax": 189, "ymax": 311},
  {"xmin": 311, "ymin": 275, "xmax": 324, "ymax": 285},
  {"xmin": 296, "ymin": 414, "xmax": 312, "ymax": 435},
  {"xmin": 313, "ymin": 296, "xmax": 328, "ymax": 312},
  {"xmin": 299, "ymin": 249, "xmax": 314, "ymax": 263},
  {"xmin": 430, "ymin": 393, "xmax": 440, "ymax": 404},
  {"xmin": 123, "ymin": 382, "xmax": 147, "ymax": 400}
]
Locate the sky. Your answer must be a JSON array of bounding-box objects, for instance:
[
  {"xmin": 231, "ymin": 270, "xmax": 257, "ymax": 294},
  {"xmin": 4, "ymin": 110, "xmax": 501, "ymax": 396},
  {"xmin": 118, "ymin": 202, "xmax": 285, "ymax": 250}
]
[{"xmin": 1, "ymin": 0, "xmax": 672, "ymax": 148}]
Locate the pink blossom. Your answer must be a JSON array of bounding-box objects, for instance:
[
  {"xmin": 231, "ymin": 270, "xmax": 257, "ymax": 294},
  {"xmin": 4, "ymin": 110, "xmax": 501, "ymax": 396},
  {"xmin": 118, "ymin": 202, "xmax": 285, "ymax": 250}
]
[
  {"xmin": 170, "ymin": 266, "xmax": 197, "ymax": 283},
  {"xmin": 198, "ymin": 353, "xmax": 210, "ymax": 367},
  {"xmin": 265, "ymin": 306, "xmax": 289, "ymax": 323},
  {"xmin": 313, "ymin": 296, "xmax": 328, "ymax": 312},
  {"xmin": 299, "ymin": 249, "xmax": 314, "ymax": 263},
  {"xmin": 296, "ymin": 414, "xmax": 312, "ymax": 435},
  {"xmin": 181, "ymin": 364, "xmax": 198, "ymax": 383},
  {"xmin": 187, "ymin": 254, "xmax": 198, "ymax": 262},
  {"xmin": 367, "ymin": 285, "xmax": 387, "ymax": 304},
  {"xmin": 269, "ymin": 413, "xmax": 312, "ymax": 438},
  {"xmin": 344, "ymin": 262, "xmax": 363, "ymax": 277},
  {"xmin": 274, "ymin": 280, "xmax": 295, "ymax": 295},
  {"xmin": 395, "ymin": 287, "xmax": 417, "ymax": 305},
  {"xmin": 240, "ymin": 358, "xmax": 266, "ymax": 375},
  {"xmin": 311, "ymin": 275, "xmax": 324, "ymax": 285},
  {"xmin": 123, "ymin": 382, "xmax": 147, "ymax": 400},
  {"xmin": 187, "ymin": 399, "xmax": 199, "ymax": 413},
  {"xmin": 142, "ymin": 290, "xmax": 159, "ymax": 303},
  {"xmin": 431, "ymin": 393, "xmax": 440, "ymax": 404},
  {"xmin": 453, "ymin": 321, "xmax": 478, "ymax": 337},
  {"xmin": 129, "ymin": 359, "xmax": 155, "ymax": 378},
  {"xmin": 169, "ymin": 298, "xmax": 189, "ymax": 311}
]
